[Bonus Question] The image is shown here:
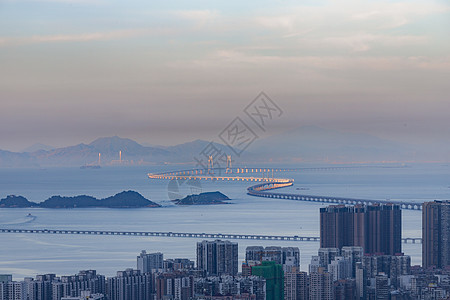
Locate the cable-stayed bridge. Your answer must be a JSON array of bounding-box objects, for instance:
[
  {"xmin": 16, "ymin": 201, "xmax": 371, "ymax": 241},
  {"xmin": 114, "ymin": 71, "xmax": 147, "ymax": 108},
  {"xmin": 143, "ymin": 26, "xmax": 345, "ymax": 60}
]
[{"xmin": 148, "ymin": 166, "xmax": 423, "ymax": 210}]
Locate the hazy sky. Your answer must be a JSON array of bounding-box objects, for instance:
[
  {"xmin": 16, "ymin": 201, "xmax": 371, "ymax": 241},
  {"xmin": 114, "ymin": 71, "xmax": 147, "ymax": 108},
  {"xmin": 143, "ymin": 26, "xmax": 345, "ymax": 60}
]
[{"xmin": 0, "ymin": 0, "xmax": 449, "ymax": 151}]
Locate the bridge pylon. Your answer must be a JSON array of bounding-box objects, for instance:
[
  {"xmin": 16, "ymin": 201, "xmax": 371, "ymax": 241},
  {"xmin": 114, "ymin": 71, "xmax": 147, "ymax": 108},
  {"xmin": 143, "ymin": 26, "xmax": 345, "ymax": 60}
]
[
  {"xmin": 226, "ymin": 155, "xmax": 232, "ymax": 174},
  {"xmin": 208, "ymin": 155, "xmax": 214, "ymax": 174}
]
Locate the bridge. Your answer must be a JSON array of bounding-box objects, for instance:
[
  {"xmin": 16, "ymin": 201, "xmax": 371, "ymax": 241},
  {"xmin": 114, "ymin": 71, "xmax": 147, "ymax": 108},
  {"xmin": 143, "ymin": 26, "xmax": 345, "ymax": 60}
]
[
  {"xmin": 148, "ymin": 167, "xmax": 293, "ymax": 183},
  {"xmin": 247, "ymin": 182, "xmax": 423, "ymax": 210},
  {"xmin": 148, "ymin": 166, "xmax": 423, "ymax": 210},
  {"xmin": 0, "ymin": 228, "xmax": 422, "ymax": 243}
]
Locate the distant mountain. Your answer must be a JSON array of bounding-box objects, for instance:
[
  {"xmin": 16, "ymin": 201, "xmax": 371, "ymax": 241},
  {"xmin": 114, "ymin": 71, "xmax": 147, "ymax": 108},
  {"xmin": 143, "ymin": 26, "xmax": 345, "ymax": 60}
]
[
  {"xmin": 23, "ymin": 136, "xmax": 171, "ymax": 167},
  {"xmin": 0, "ymin": 136, "xmax": 236, "ymax": 167},
  {"xmin": 89, "ymin": 136, "xmax": 167, "ymax": 157},
  {"xmin": 247, "ymin": 125, "xmax": 413, "ymax": 163},
  {"xmin": 0, "ymin": 127, "xmax": 418, "ymax": 167},
  {"xmin": 22, "ymin": 143, "xmax": 54, "ymax": 153},
  {"xmin": 0, "ymin": 150, "xmax": 37, "ymax": 168},
  {"xmin": 1, "ymin": 191, "xmax": 160, "ymax": 208}
]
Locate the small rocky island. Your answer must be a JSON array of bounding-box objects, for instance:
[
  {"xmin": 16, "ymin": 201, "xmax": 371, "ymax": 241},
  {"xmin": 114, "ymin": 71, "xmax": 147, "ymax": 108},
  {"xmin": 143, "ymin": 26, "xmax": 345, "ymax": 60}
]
[
  {"xmin": 0, "ymin": 191, "xmax": 160, "ymax": 208},
  {"xmin": 172, "ymin": 191, "xmax": 230, "ymax": 205}
]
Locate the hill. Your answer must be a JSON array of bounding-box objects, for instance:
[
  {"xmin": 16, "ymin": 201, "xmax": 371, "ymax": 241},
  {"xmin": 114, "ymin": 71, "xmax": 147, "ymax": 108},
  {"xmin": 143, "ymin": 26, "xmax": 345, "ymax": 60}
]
[
  {"xmin": 172, "ymin": 191, "xmax": 230, "ymax": 205},
  {"xmin": 0, "ymin": 191, "xmax": 160, "ymax": 208},
  {"xmin": 0, "ymin": 195, "xmax": 37, "ymax": 208}
]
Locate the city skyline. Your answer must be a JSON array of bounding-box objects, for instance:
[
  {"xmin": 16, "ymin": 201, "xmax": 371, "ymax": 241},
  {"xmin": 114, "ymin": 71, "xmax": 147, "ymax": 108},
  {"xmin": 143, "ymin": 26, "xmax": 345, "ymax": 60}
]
[{"xmin": 1, "ymin": 0, "xmax": 450, "ymax": 298}]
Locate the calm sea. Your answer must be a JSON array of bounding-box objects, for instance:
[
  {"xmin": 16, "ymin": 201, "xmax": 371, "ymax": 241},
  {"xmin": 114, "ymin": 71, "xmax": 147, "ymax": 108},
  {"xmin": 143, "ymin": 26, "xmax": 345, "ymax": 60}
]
[{"xmin": 1, "ymin": 163, "xmax": 449, "ymax": 280}]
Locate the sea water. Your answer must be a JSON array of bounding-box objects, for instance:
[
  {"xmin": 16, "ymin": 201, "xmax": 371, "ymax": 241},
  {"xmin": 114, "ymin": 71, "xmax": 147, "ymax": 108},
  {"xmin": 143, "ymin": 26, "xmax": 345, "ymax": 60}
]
[{"xmin": 0, "ymin": 163, "xmax": 449, "ymax": 279}]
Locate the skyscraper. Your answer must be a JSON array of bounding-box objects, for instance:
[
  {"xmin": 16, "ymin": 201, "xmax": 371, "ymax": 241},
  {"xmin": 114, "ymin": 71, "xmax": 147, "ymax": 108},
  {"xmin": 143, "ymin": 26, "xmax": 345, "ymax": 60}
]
[
  {"xmin": 251, "ymin": 261, "xmax": 284, "ymax": 300},
  {"xmin": 364, "ymin": 204, "xmax": 401, "ymax": 255},
  {"xmin": 137, "ymin": 251, "xmax": 163, "ymax": 273},
  {"xmin": 284, "ymin": 270, "xmax": 308, "ymax": 300},
  {"xmin": 309, "ymin": 269, "xmax": 333, "ymax": 300},
  {"xmin": 422, "ymin": 200, "xmax": 450, "ymax": 268},
  {"xmin": 107, "ymin": 269, "xmax": 153, "ymax": 300},
  {"xmin": 320, "ymin": 204, "xmax": 402, "ymax": 255},
  {"xmin": 196, "ymin": 240, "xmax": 238, "ymax": 276},
  {"xmin": 320, "ymin": 205, "xmax": 354, "ymax": 249}
]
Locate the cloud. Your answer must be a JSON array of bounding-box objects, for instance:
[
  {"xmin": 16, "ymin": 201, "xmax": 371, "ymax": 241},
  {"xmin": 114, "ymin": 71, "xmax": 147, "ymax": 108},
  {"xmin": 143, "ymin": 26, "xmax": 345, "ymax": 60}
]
[
  {"xmin": 172, "ymin": 48, "xmax": 450, "ymax": 73},
  {"xmin": 253, "ymin": 0, "xmax": 450, "ymax": 34},
  {"xmin": 0, "ymin": 28, "xmax": 170, "ymax": 47},
  {"xmin": 350, "ymin": 2, "xmax": 450, "ymax": 29},
  {"xmin": 322, "ymin": 34, "xmax": 428, "ymax": 52}
]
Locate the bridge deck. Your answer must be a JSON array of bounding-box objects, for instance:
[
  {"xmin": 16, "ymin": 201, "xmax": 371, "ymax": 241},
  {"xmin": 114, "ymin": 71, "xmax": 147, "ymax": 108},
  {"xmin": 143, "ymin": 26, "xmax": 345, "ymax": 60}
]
[
  {"xmin": 0, "ymin": 228, "xmax": 422, "ymax": 243},
  {"xmin": 247, "ymin": 182, "xmax": 423, "ymax": 210}
]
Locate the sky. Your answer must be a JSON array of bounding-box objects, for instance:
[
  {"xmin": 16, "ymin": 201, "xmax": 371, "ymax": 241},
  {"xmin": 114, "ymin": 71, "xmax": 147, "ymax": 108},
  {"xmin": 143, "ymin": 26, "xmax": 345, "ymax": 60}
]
[{"xmin": 0, "ymin": 0, "xmax": 449, "ymax": 151}]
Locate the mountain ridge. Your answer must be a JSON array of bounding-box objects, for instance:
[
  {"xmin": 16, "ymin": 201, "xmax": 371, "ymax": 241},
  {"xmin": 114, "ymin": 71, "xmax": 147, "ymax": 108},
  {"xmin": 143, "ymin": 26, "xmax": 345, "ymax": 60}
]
[{"xmin": 0, "ymin": 126, "xmax": 420, "ymax": 167}]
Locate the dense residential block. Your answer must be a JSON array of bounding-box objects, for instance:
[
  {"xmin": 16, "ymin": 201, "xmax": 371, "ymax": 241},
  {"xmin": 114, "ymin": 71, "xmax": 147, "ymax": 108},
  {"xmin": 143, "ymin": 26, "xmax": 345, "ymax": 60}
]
[
  {"xmin": 196, "ymin": 240, "xmax": 238, "ymax": 276},
  {"xmin": 320, "ymin": 204, "xmax": 402, "ymax": 255}
]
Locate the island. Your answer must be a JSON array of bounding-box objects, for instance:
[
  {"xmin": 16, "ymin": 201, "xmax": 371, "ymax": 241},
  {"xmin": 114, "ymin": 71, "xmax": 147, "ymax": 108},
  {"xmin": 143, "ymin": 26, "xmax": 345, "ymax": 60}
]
[
  {"xmin": 0, "ymin": 191, "xmax": 160, "ymax": 208},
  {"xmin": 172, "ymin": 191, "xmax": 231, "ymax": 205}
]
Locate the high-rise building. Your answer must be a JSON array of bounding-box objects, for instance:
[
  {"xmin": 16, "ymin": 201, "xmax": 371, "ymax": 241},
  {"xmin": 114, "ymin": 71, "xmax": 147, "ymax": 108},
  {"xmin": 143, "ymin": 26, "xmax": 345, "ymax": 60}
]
[
  {"xmin": 422, "ymin": 200, "xmax": 450, "ymax": 269},
  {"xmin": 318, "ymin": 248, "xmax": 340, "ymax": 270},
  {"xmin": 328, "ymin": 256, "xmax": 352, "ymax": 281},
  {"xmin": 341, "ymin": 246, "xmax": 363, "ymax": 278},
  {"xmin": 333, "ymin": 279, "xmax": 357, "ymax": 300},
  {"xmin": 284, "ymin": 270, "xmax": 308, "ymax": 300},
  {"xmin": 0, "ymin": 279, "xmax": 26, "ymax": 300},
  {"xmin": 53, "ymin": 270, "xmax": 105, "ymax": 300},
  {"xmin": 107, "ymin": 269, "xmax": 153, "ymax": 300},
  {"xmin": 355, "ymin": 262, "xmax": 365, "ymax": 299},
  {"xmin": 282, "ymin": 247, "xmax": 301, "ymax": 271},
  {"xmin": 261, "ymin": 246, "xmax": 283, "ymax": 264},
  {"xmin": 309, "ymin": 269, "xmax": 333, "ymax": 300},
  {"xmin": 251, "ymin": 261, "xmax": 284, "ymax": 300},
  {"xmin": 196, "ymin": 240, "xmax": 238, "ymax": 276},
  {"xmin": 375, "ymin": 273, "xmax": 389, "ymax": 300},
  {"xmin": 163, "ymin": 259, "xmax": 195, "ymax": 272},
  {"xmin": 245, "ymin": 246, "xmax": 265, "ymax": 261},
  {"xmin": 320, "ymin": 205, "xmax": 354, "ymax": 249},
  {"xmin": 245, "ymin": 246, "xmax": 300, "ymax": 271},
  {"xmin": 362, "ymin": 254, "xmax": 410, "ymax": 290},
  {"xmin": 0, "ymin": 275, "xmax": 12, "ymax": 283},
  {"xmin": 155, "ymin": 272, "xmax": 193, "ymax": 300},
  {"xmin": 309, "ymin": 256, "xmax": 320, "ymax": 274},
  {"xmin": 320, "ymin": 204, "xmax": 401, "ymax": 255},
  {"xmin": 0, "ymin": 275, "xmax": 12, "ymax": 300},
  {"xmin": 137, "ymin": 251, "xmax": 163, "ymax": 273},
  {"xmin": 7, "ymin": 281, "xmax": 25, "ymax": 300},
  {"xmin": 364, "ymin": 204, "xmax": 402, "ymax": 255}
]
